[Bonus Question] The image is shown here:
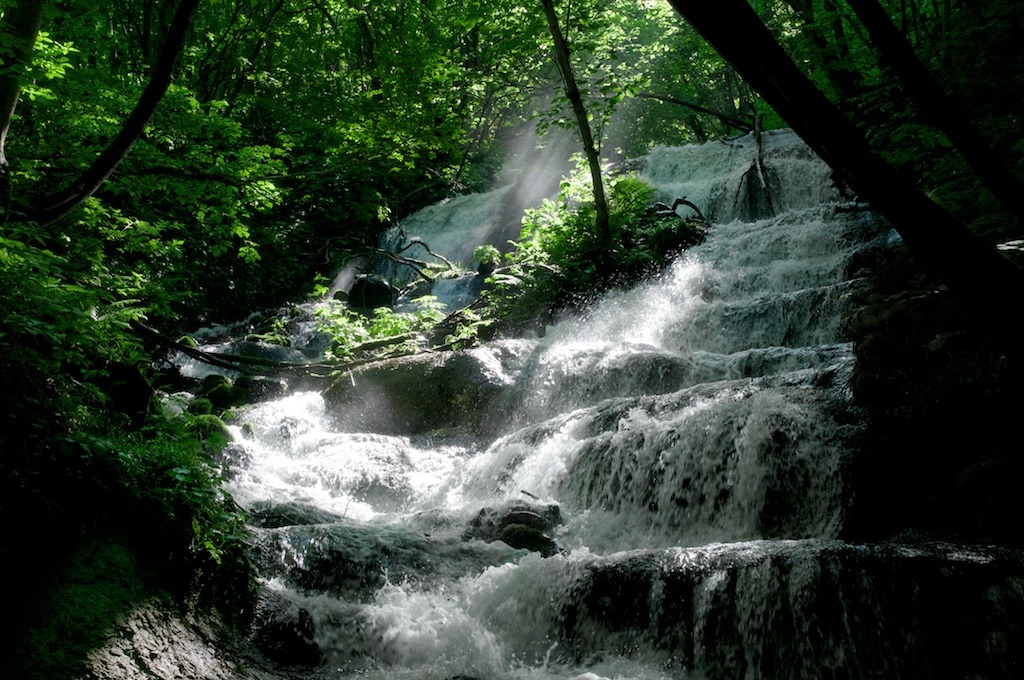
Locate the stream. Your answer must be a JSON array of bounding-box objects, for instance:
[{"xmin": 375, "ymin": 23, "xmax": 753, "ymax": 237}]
[{"xmin": 179, "ymin": 130, "xmax": 1024, "ymax": 679}]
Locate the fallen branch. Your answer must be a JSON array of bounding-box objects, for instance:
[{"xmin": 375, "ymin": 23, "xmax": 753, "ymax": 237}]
[
  {"xmin": 654, "ymin": 197, "xmax": 708, "ymax": 222},
  {"xmin": 396, "ymin": 237, "xmax": 457, "ymax": 271},
  {"xmin": 369, "ymin": 248, "xmax": 436, "ymax": 284},
  {"xmin": 132, "ymin": 320, "xmax": 450, "ymax": 384}
]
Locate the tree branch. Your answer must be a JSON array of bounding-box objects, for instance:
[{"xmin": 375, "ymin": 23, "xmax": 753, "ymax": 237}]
[
  {"xmin": 636, "ymin": 92, "xmax": 754, "ymax": 132},
  {"xmin": 25, "ymin": 0, "xmax": 201, "ymax": 226}
]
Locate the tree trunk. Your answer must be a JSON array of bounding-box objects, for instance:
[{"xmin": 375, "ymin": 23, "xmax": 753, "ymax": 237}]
[
  {"xmin": 665, "ymin": 0, "xmax": 1022, "ymax": 353},
  {"xmin": 844, "ymin": 0, "xmax": 1024, "ymax": 227},
  {"xmin": 540, "ymin": 0, "xmax": 611, "ymax": 269},
  {"xmin": 783, "ymin": 0, "xmax": 861, "ymax": 100},
  {"xmin": 24, "ymin": 0, "xmax": 201, "ymax": 226},
  {"xmin": 0, "ymin": 0, "xmax": 47, "ymax": 170}
]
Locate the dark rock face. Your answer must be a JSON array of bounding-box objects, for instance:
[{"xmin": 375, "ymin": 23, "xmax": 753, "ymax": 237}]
[
  {"xmin": 463, "ymin": 502, "xmax": 562, "ymax": 556},
  {"xmin": 550, "ymin": 541, "xmax": 1024, "ymax": 679},
  {"xmin": 251, "ymin": 592, "xmax": 322, "ymax": 667},
  {"xmin": 844, "ymin": 247, "xmax": 1024, "ymax": 544},
  {"xmin": 323, "ymin": 345, "xmax": 520, "ymax": 436},
  {"xmin": 348, "ymin": 274, "xmax": 395, "ymax": 310}
]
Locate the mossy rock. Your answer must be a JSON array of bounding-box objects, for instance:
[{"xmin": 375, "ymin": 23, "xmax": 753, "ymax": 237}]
[
  {"xmin": 187, "ymin": 397, "xmax": 214, "ymax": 415},
  {"xmin": 198, "ymin": 375, "xmax": 248, "ymax": 410},
  {"xmin": 189, "ymin": 414, "xmax": 231, "ymax": 446},
  {"xmin": 8, "ymin": 540, "xmax": 150, "ymax": 680}
]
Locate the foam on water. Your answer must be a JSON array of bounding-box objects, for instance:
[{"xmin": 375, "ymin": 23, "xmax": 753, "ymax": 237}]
[
  {"xmin": 207, "ymin": 131, "xmax": 1024, "ymax": 678},
  {"xmin": 229, "ymin": 391, "xmax": 468, "ymax": 520}
]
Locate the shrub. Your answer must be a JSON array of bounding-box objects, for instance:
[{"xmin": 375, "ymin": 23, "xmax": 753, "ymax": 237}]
[{"xmin": 484, "ymin": 165, "xmax": 706, "ymax": 327}]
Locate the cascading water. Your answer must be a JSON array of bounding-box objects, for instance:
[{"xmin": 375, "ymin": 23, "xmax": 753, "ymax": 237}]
[{"xmin": 208, "ymin": 130, "xmax": 1024, "ymax": 679}]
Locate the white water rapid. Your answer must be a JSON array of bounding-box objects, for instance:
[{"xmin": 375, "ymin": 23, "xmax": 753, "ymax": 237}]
[{"xmin": 210, "ymin": 131, "xmax": 1024, "ymax": 680}]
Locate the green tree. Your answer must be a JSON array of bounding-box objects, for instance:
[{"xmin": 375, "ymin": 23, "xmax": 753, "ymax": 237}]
[{"xmin": 540, "ymin": 0, "xmax": 609, "ymax": 269}]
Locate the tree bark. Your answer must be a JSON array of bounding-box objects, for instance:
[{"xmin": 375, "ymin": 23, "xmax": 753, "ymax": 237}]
[
  {"xmin": 665, "ymin": 0, "xmax": 1022, "ymax": 352},
  {"xmin": 783, "ymin": 0, "xmax": 861, "ymax": 100},
  {"xmin": 24, "ymin": 0, "xmax": 201, "ymax": 226},
  {"xmin": 0, "ymin": 0, "xmax": 47, "ymax": 170},
  {"xmin": 843, "ymin": 0, "xmax": 1024, "ymax": 227},
  {"xmin": 540, "ymin": 0, "xmax": 611, "ymax": 268}
]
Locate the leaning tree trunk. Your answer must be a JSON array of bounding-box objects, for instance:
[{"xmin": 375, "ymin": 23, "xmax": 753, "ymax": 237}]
[
  {"xmin": 24, "ymin": 0, "xmax": 201, "ymax": 226},
  {"xmin": 665, "ymin": 0, "xmax": 1022, "ymax": 354},
  {"xmin": 843, "ymin": 0, "xmax": 1024, "ymax": 228},
  {"xmin": 540, "ymin": 0, "xmax": 611, "ymax": 270}
]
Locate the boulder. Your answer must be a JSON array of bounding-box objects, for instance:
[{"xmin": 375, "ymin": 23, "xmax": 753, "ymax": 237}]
[
  {"xmin": 83, "ymin": 601, "xmax": 251, "ymax": 679},
  {"xmin": 323, "ymin": 345, "xmax": 521, "ymax": 436},
  {"xmin": 463, "ymin": 502, "xmax": 562, "ymax": 556},
  {"xmin": 248, "ymin": 501, "xmax": 346, "ymax": 529},
  {"xmin": 348, "ymin": 274, "xmax": 395, "ymax": 309}
]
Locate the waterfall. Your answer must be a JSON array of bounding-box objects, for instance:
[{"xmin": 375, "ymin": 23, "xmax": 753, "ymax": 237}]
[{"xmin": 210, "ymin": 131, "xmax": 1024, "ymax": 679}]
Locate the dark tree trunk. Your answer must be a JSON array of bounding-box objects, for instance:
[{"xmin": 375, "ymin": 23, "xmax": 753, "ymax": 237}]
[
  {"xmin": 0, "ymin": 0, "xmax": 46, "ymax": 170},
  {"xmin": 783, "ymin": 0, "xmax": 861, "ymax": 100},
  {"xmin": 23, "ymin": 0, "xmax": 201, "ymax": 226},
  {"xmin": 844, "ymin": 0, "xmax": 1024, "ymax": 226},
  {"xmin": 344, "ymin": 0, "xmax": 382, "ymax": 93},
  {"xmin": 540, "ymin": 0, "xmax": 610, "ymax": 268},
  {"xmin": 665, "ymin": 0, "xmax": 1022, "ymax": 352}
]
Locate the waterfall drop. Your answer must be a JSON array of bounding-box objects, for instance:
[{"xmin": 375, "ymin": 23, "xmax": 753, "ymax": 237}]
[{"xmin": 202, "ymin": 131, "xmax": 1024, "ymax": 679}]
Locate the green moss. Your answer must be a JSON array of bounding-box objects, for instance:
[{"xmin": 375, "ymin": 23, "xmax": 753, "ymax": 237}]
[
  {"xmin": 187, "ymin": 396, "xmax": 214, "ymax": 414},
  {"xmin": 189, "ymin": 413, "xmax": 232, "ymax": 446},
  {"xmin": 10, "ymin": 540, "xmax": 151, "ymax": 680}
]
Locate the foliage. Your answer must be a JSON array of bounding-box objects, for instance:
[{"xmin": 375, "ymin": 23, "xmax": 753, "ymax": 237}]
[
  {"xmin": 114, "ymin": 417, "xmax": 252, "ymax": 612},
  {"xmin": 473, "ymin": 244, "xmax": 501, "ymax": 267},
  {"xmin": 485, "ymin": 163, "xmax": 706, "ymax": 326},
  {"xmin": 443, "ymin": 306, "xmax": 493, "ymax": 350},
  {"xmin": 316, "ymin": 295, "xmax": 448, "ymax": 360},
  {"xmin": 539, "ymin": 0, "xmax": 762, "ymax": 154},
  {"xmin": 755, "ymin": 0, "xmax": 1024, "ymax": 241},
  {"xmin": 0, "ymin": 231, "xmax": 252, "ymax": 653}
]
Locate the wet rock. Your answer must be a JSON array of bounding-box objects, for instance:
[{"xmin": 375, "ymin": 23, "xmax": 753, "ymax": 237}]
[
  {"xmin": 251, "ymin": 591, "xmax": 322, "ymax": 667},
  {"xmin": 188, "ymin": 413, "xmax": 231, "ymax": 444},
  {"xmin": 197, "ymin": 375, "xmax": 247, "ymax": 410},
  {"xmin": 234, "ymin": 375, "xmax": 287, "ymax": 403},
  {"xmin": 248, "ymin": 501, "xmax": 346, "ymax": 528},
  {"xmin": 83, "ymin": 601, "xmax": 249, "ymax": 679},
  {"xmin": 323, "ymin": 345, "xmax": 522, "ymax": 436},
  {"xmin": 497, "ymin": 524, "xmax": 559, "ymax": 556},
  {"xmin": 348, "ymin": 274, "xmax": 395, "ymax": 309},
  {"xmin": 463, "ymin": 502, "xmax": 562, "ymax": 556},
  {"xmin": 255, "ymin": 523, "xmax": 518, "ymax": 600},
  {"xmin": 215, "ymin": 442, "xmax": 252, "ymax": 476}
]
